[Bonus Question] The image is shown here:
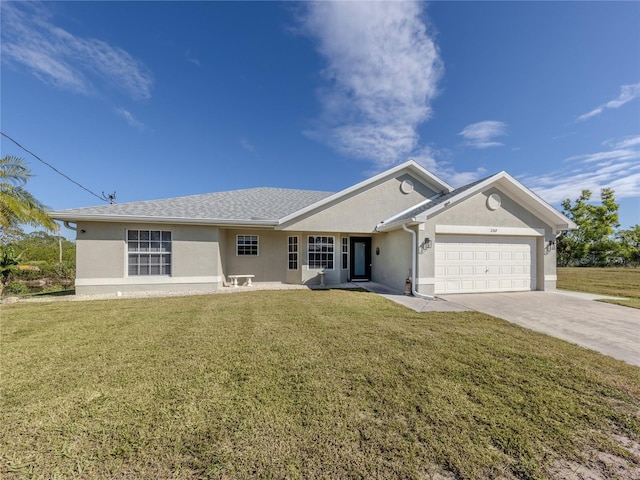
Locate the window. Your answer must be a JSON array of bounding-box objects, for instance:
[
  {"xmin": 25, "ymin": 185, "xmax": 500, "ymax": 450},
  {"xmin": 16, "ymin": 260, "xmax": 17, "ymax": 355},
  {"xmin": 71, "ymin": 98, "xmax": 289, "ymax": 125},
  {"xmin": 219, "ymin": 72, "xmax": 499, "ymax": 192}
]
[
  {"xmin": 237, "ymin": 235, "xmax": 258, "ymax": 256},
  {"xmin": 342, "ymin": 237, "xmax": 348, "ymax": 270},
  {"xmin": 288, "ymin": 236, "xmax": 298, "ymax": 270},
  {"xmin": 127, "ymin": 230, "xmax": 171, "ymax": 276},
  {"xmin": 308, "ymin": 236, "xmax": 334, "ymax": 269}
]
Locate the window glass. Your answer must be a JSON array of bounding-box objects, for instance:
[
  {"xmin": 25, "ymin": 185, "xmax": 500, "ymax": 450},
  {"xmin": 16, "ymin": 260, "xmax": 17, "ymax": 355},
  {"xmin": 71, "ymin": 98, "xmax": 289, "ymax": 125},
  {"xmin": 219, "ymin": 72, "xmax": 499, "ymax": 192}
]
[
  {"xmin": 127, "ymin": 230, "xmax": 171, "ymax": 276},
  {"xmin": 308, "ymin": 236, "xmax": 334, "ymax": 269},
  {"xmin": 237, "ymin": 235, "xmax": 259, "ymax": 255},
  {"xmin": 288, "ymin": 236, "xmax": 298, "ymax": 270}
]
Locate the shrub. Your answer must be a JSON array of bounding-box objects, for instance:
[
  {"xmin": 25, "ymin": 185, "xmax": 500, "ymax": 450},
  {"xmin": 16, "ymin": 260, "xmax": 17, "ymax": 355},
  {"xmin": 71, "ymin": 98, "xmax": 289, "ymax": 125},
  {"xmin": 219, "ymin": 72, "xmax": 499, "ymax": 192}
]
[{"xmin": 4, "ymin": 281, "xmax": 30, "ymax": 295}]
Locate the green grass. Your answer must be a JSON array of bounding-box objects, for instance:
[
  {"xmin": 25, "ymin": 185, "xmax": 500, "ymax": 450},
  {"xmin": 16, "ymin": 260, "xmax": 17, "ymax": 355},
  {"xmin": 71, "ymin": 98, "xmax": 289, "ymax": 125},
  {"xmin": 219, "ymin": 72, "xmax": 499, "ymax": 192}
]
[
  {"xmin": 558, "ymin": 267, "xmax": 640, "ymax": 309},
  {"xmin": 2, "ymin": 290, "xmax": 639, "ymax": 479}
]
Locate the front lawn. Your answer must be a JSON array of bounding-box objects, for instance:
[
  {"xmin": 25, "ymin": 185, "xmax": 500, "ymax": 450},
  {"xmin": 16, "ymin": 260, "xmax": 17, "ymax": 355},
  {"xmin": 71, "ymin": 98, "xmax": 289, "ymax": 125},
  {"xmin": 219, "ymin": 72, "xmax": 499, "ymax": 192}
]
[
  {"xmin": 558, "ymin": 267, "xmax": 640, "ymax": 309},
  {"xmin": 2, "ymin": 290, "xmax": 639, "ymax": 479}
]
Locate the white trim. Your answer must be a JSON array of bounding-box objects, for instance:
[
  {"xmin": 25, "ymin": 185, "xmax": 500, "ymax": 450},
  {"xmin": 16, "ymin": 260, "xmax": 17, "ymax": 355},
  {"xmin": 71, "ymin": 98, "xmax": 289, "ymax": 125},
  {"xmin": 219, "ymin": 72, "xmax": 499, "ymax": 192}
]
[
  {"xmin": 435, "ymin": 225, "xmax": 545, "ymax": 237},
  {"xmin": 544, "ymin": 275, "xmax": 557, "ymax": 281},
  {"xmin": 236, "ymin": 234, "xmax": 259, "ymax": 256},
  {"xmin": 76, "ymin": 276, "xmax": 222, "ymax": 286},
  {"xmin": 279, "ymin": 160, "xmax": 453, "ymax": 225},
  {"xmin": 126, "ymin": 228, "xmax": 172, "ymax": 276},
  {"xmin": 307, "ymin": 235, "xmax": 336, "ymax": 270},
  {"xmin": 416, "ymin": 171, "xmax": 576, "ymax": 230},
  {"xmin": 52, "ymin": 213, "xmax": 278, "ymax": 227},
  {"xmin": 417, "ymin": 277, "xmax": 435, "ymax": 285},
  {"xmin": 287, "ymin": 235, "xmax": 299, "ymax": 270},
  {"xmin": 341, "ymin": 236, "xmax": 349, "ymax": 270},
  {"xmin": 375, "ymin": 192, "xmax": 442, "ymax": 231}
]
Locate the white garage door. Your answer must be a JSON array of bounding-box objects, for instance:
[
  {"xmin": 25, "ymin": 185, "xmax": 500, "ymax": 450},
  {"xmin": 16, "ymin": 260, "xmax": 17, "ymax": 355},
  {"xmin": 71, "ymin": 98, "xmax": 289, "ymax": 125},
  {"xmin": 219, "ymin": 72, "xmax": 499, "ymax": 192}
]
[{"xmin": 435, "ymin": 235, "xmax": 536, "ymax": 294}]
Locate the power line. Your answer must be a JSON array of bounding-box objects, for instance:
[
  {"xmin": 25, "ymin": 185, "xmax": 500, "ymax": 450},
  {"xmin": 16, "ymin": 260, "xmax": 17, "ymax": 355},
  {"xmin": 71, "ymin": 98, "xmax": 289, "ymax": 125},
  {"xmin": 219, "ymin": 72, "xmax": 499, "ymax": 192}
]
[{"xmin": 1, "ymin": 131, "xmax": 114, "ymax": 203}]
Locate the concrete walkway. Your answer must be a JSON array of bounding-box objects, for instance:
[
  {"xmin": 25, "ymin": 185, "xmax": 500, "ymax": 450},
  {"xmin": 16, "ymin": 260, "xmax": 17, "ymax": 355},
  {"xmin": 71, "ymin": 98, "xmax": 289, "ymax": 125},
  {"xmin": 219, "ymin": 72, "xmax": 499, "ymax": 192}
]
[
  {"xmin": 355, "ymin": 282, "xmax": 471, "ymax": 312},
  {"xmin": 440, "ymin": 291, "xmax": 640, "ymax": 367}
]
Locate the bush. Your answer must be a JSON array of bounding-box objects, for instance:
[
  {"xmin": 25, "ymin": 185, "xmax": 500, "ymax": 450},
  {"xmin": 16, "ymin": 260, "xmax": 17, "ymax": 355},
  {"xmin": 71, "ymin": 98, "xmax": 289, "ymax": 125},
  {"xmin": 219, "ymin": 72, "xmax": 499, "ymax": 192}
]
[{"xmin": 4, "ymin": 281, "xmax": 30, "ymax": 295}]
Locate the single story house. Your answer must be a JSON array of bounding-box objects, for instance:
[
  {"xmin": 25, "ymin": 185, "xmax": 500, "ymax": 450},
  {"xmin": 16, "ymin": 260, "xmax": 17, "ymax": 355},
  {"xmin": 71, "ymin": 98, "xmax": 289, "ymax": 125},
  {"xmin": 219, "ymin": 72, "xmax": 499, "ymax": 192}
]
[{"xmin": 51, "ymin": 160, "xmax": 575, "ymax": 296}]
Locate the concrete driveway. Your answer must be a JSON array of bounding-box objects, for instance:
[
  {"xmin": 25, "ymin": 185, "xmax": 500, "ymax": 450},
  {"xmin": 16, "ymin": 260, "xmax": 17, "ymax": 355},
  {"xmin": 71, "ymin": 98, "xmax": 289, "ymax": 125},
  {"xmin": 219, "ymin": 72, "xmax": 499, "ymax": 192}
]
[{"xmin": 440, "ymin": 291, "xmax": 640, "ymax": 367}]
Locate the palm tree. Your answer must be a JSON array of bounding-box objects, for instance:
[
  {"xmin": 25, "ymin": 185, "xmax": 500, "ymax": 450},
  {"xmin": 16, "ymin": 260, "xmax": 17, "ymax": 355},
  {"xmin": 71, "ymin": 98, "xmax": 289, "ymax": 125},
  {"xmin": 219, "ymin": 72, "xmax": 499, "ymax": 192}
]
[{"xmin": 0, "ymin": 155, "xmax": 57, "ymax": 240}]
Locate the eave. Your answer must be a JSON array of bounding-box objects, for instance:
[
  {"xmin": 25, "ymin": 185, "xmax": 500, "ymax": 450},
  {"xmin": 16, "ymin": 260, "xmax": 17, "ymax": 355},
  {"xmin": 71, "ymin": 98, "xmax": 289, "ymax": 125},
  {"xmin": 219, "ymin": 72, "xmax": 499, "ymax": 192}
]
[{"xmin": 51, "ymin": 213, "xmax": 278, "ymax": 228}]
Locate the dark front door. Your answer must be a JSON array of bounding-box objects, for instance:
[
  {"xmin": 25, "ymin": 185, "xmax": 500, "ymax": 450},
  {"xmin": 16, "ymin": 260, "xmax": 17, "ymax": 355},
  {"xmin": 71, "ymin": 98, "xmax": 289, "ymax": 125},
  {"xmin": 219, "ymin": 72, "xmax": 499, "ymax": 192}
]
[{"xmin": 350, "ymin": 237, "xmax": 371, "ymax": 281}]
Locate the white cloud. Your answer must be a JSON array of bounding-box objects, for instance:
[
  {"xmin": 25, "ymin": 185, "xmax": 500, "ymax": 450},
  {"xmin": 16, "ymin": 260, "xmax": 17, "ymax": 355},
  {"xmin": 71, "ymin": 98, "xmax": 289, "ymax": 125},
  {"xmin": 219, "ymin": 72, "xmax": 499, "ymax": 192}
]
[
  {"xmin": 186, "ymin": 50, "xmax": 201, "ymax": 66},
  {"xmin": 458, "ymin": 120, "xmax": 507, "ymax": 149},
  {"xmin": 521, "ymin": 136, "xmax": 640, "ymax": 203},
  {"xmin": 410, "ymin": 147, "xmax": 488, "ymax": 188},
  {"xmin": 604, "ymin": 135, "xmax": 640, "ymax": 150},
  {"xmin": 577, "ymin": 83, "xmax": 640, "ymax": 122},
  {"xmin": 298, "ymin": 1, "xmax": 443, "ymax": 167},
  {"xmin": 240, "ymin": 137, "xmax": 257, "ymax": 155},
  {"xmin": 114, "ymin": 107, "xmax": 146, "ymax": 131},
  {"xmin": 1, "ymin": 2, "xmax": 153, "ymax": 100}
]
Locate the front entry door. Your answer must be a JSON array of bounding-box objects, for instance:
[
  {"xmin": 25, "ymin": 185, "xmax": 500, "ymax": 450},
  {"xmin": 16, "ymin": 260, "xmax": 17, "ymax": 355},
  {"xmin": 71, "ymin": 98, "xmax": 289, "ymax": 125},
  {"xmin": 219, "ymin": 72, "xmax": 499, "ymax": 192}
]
[{"xmin": 350, "ymin": 237, "xmax": 371, "ymax": 281}]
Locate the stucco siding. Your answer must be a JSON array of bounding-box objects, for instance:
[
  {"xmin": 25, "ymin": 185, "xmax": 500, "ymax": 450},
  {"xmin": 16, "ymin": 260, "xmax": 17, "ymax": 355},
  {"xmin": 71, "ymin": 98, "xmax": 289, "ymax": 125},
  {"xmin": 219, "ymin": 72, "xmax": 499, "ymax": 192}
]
[
  {"xmin": 281, "ymin": 174, "xmax": 440, "ymax": 233},
  {"xmin": 75, "ymin": 222, "xmax": 222, "ymax": 294},
  {"xmin": 372, "ymin": 230, "xmax": 412, "ymax": 291},
  {"xmin": 76, "ymin": 222, "xmax": 126, "ymax": 279},
  {"xmin": 433, "ymin": 187, "xmax": 550, "ymax": 231},
  {"xmin": 223, "ymin": 229, "xmax": 289, "ymax": 283}
]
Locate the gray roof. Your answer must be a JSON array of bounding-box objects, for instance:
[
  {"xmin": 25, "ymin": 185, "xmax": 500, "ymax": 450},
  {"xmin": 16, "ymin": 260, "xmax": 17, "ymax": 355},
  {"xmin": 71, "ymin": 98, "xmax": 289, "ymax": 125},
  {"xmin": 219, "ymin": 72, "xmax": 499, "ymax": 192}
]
[{"xmin": 51, "ymin": 187, "xmax": 335, "ymax": 223}]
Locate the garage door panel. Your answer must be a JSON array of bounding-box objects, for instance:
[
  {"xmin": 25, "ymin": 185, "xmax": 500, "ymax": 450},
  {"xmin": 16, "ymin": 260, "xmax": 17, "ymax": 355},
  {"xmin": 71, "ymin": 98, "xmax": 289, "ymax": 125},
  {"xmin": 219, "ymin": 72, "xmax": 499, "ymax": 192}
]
[
  {"xmin": 461, "ymin": 265, "xmax": 474, "ymax": 275},
  {"xmin": 461, "ymin": 251, "xmax": 474, "ymax": 261},
  {"xmin": 435, "ymin": 235, "xmax": 536, "ymax": 294}
]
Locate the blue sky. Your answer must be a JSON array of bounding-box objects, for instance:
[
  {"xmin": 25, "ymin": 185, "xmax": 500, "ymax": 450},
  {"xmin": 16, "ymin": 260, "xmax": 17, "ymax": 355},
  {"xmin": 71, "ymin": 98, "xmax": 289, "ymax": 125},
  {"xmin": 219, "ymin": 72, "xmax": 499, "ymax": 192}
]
[{"xmin": 2, "ymin": 1, "xmax": 639, "ymax": 236}]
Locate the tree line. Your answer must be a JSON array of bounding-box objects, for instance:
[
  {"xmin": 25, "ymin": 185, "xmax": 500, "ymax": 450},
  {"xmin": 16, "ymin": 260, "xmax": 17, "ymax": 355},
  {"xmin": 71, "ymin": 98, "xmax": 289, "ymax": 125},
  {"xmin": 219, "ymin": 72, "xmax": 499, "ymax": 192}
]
[{"xmin": 557, "ymin": 188, "xmax": 639, "ymax": 267}]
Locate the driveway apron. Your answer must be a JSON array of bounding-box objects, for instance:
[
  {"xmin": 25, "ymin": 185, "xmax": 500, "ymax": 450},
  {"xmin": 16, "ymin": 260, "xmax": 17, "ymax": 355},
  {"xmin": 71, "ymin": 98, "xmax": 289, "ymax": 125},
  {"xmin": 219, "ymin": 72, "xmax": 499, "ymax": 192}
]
[{"xmin": 440, "ymin": 291, "xmax": 640, "ymax": 367}]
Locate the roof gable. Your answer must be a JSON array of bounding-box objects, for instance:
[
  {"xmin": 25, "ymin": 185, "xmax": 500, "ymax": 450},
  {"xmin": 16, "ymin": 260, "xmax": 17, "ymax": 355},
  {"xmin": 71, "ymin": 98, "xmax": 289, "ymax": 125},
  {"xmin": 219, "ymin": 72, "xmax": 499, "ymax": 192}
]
[
  {"xmin": 377, "ymin": 171, "xmax": 576, "ymax": 231},
  {"xmin": 278, "ymin": 160, "xmax": 453, "ymax": 225}
]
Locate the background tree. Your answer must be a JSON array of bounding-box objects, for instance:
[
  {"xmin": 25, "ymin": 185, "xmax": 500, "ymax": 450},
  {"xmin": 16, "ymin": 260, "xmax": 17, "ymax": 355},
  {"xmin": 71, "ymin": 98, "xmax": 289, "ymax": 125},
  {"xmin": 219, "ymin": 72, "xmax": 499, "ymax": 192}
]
[
  {"xmin": 12, "ymin": 230, "xmax": 76, "ymax": 265},
  {"xmin": 616, "ymin": 225, "xmax": 640, "ymax": 265},
  {"xmin": 0, "ymin": 155, "xmax": 57, "ymax": 243},
  {"xmin": 0, "ymin": 244, "xmax": 22, "ymax": 295},
  {"xmin": 557, "ymin": 188, "xmax": 620, "ymax": 266}
]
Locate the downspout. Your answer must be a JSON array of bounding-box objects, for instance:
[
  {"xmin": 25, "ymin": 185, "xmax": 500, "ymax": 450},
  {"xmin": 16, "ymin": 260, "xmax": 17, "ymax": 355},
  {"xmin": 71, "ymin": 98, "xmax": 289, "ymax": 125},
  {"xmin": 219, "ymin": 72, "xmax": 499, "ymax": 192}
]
[
  {"xmin": 63, "ymin": 221, "xmax": 77, "ymax": 231},
  {"xmin": 402, "ymin": 223, "xmax": 434, "ymax": 300}
]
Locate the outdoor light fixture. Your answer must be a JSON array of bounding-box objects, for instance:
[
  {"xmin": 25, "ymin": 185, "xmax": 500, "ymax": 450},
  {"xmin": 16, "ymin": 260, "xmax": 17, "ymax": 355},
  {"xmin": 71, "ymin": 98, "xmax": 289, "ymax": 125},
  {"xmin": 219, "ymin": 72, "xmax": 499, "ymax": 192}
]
[
  {"xmin": 548, "ymin": 240, "xmax": 556, "ymax": 247},
  {"xmin": 422, "ymin": 237, "xmax": 432, "ymax": 249},
  {"xmin": 376, "ymin": 247, "xmax": 380, "ymax": 255}
]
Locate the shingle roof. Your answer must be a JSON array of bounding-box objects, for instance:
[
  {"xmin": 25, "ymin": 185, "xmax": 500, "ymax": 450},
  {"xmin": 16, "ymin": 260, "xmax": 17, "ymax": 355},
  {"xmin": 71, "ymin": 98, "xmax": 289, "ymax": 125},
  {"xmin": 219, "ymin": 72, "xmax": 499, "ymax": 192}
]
[{"xmin": 51, "ymin": 187, "xmax": 335, "ymax": 223}]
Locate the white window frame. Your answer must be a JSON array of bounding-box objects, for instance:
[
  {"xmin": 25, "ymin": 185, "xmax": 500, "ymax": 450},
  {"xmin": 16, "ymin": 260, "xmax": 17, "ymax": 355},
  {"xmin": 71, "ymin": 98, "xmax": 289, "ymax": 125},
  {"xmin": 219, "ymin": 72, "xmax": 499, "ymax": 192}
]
[
  {"xmin": 127, "ymin": 229, "xmax": 172, "ymax": 276},
  {"xmin": 341, "ymin": 237, "xmax": 349, "ymax": 270},
  {"xmin": 307, "ymin": 235, "xmax": 335, "ymax": 270},
  {"xmin": 237, "ymin": 235, "xmax": 259, "ymax": 256},
  {"xmin": 288, "ymin": 236, "xmax": 299, "ymax": 270}
]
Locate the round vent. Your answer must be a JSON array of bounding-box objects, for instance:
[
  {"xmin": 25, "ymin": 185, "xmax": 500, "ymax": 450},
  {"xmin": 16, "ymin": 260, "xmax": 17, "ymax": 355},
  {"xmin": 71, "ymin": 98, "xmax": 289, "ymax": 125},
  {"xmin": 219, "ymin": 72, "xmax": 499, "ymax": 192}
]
[
  {"xmin": 400, "ymin": 180, "xmax": 414, "ymax": 194},
  {"xmin": 487, "ymin": 193, "xmax": 502, "ymax": 211}
]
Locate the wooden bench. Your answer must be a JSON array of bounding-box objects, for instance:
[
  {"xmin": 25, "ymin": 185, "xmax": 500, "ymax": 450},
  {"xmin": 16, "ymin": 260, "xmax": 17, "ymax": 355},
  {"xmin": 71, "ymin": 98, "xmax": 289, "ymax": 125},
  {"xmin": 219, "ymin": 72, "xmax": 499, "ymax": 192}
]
[{"xmin": 228, "ymin": 274, "xmax": 255, "ymax": 287}]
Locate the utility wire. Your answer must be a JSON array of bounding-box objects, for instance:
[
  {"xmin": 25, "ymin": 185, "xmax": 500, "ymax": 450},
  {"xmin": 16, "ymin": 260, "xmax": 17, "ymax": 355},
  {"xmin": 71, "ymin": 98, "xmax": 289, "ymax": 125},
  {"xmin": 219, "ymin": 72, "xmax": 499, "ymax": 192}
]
[{"xmin": 1, "ymin": 131, "xmax": 114, "ymax": 203}]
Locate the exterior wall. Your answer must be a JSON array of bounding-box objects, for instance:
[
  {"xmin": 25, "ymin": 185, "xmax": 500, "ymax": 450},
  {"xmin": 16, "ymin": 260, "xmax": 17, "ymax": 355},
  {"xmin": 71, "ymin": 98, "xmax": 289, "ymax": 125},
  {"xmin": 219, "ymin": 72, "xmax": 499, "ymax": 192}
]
[
  {"xmin": 281, "ymin": 174, "xmax": 440, "ymax": 233},
  {"xmin": 434, "ymin": 187, "xmax": 551, "ymax": 231},
  {"xmin": 221, "ymin": 229, "xmax": 347, "ymax": 286},
  {"xmin": 74, "ymin": 221, "xmax": 222, "ymax": 294},
  {"xmin": 222, "ymin": 229, "xmax": 290, "ymax": 284},
  {"xmin": 419, "ymin": 187, "xmax": 558, "ymax": 293},
  {"xmin": 371, "ymin": 230, "xmax": 412, "ymax": 291}
]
